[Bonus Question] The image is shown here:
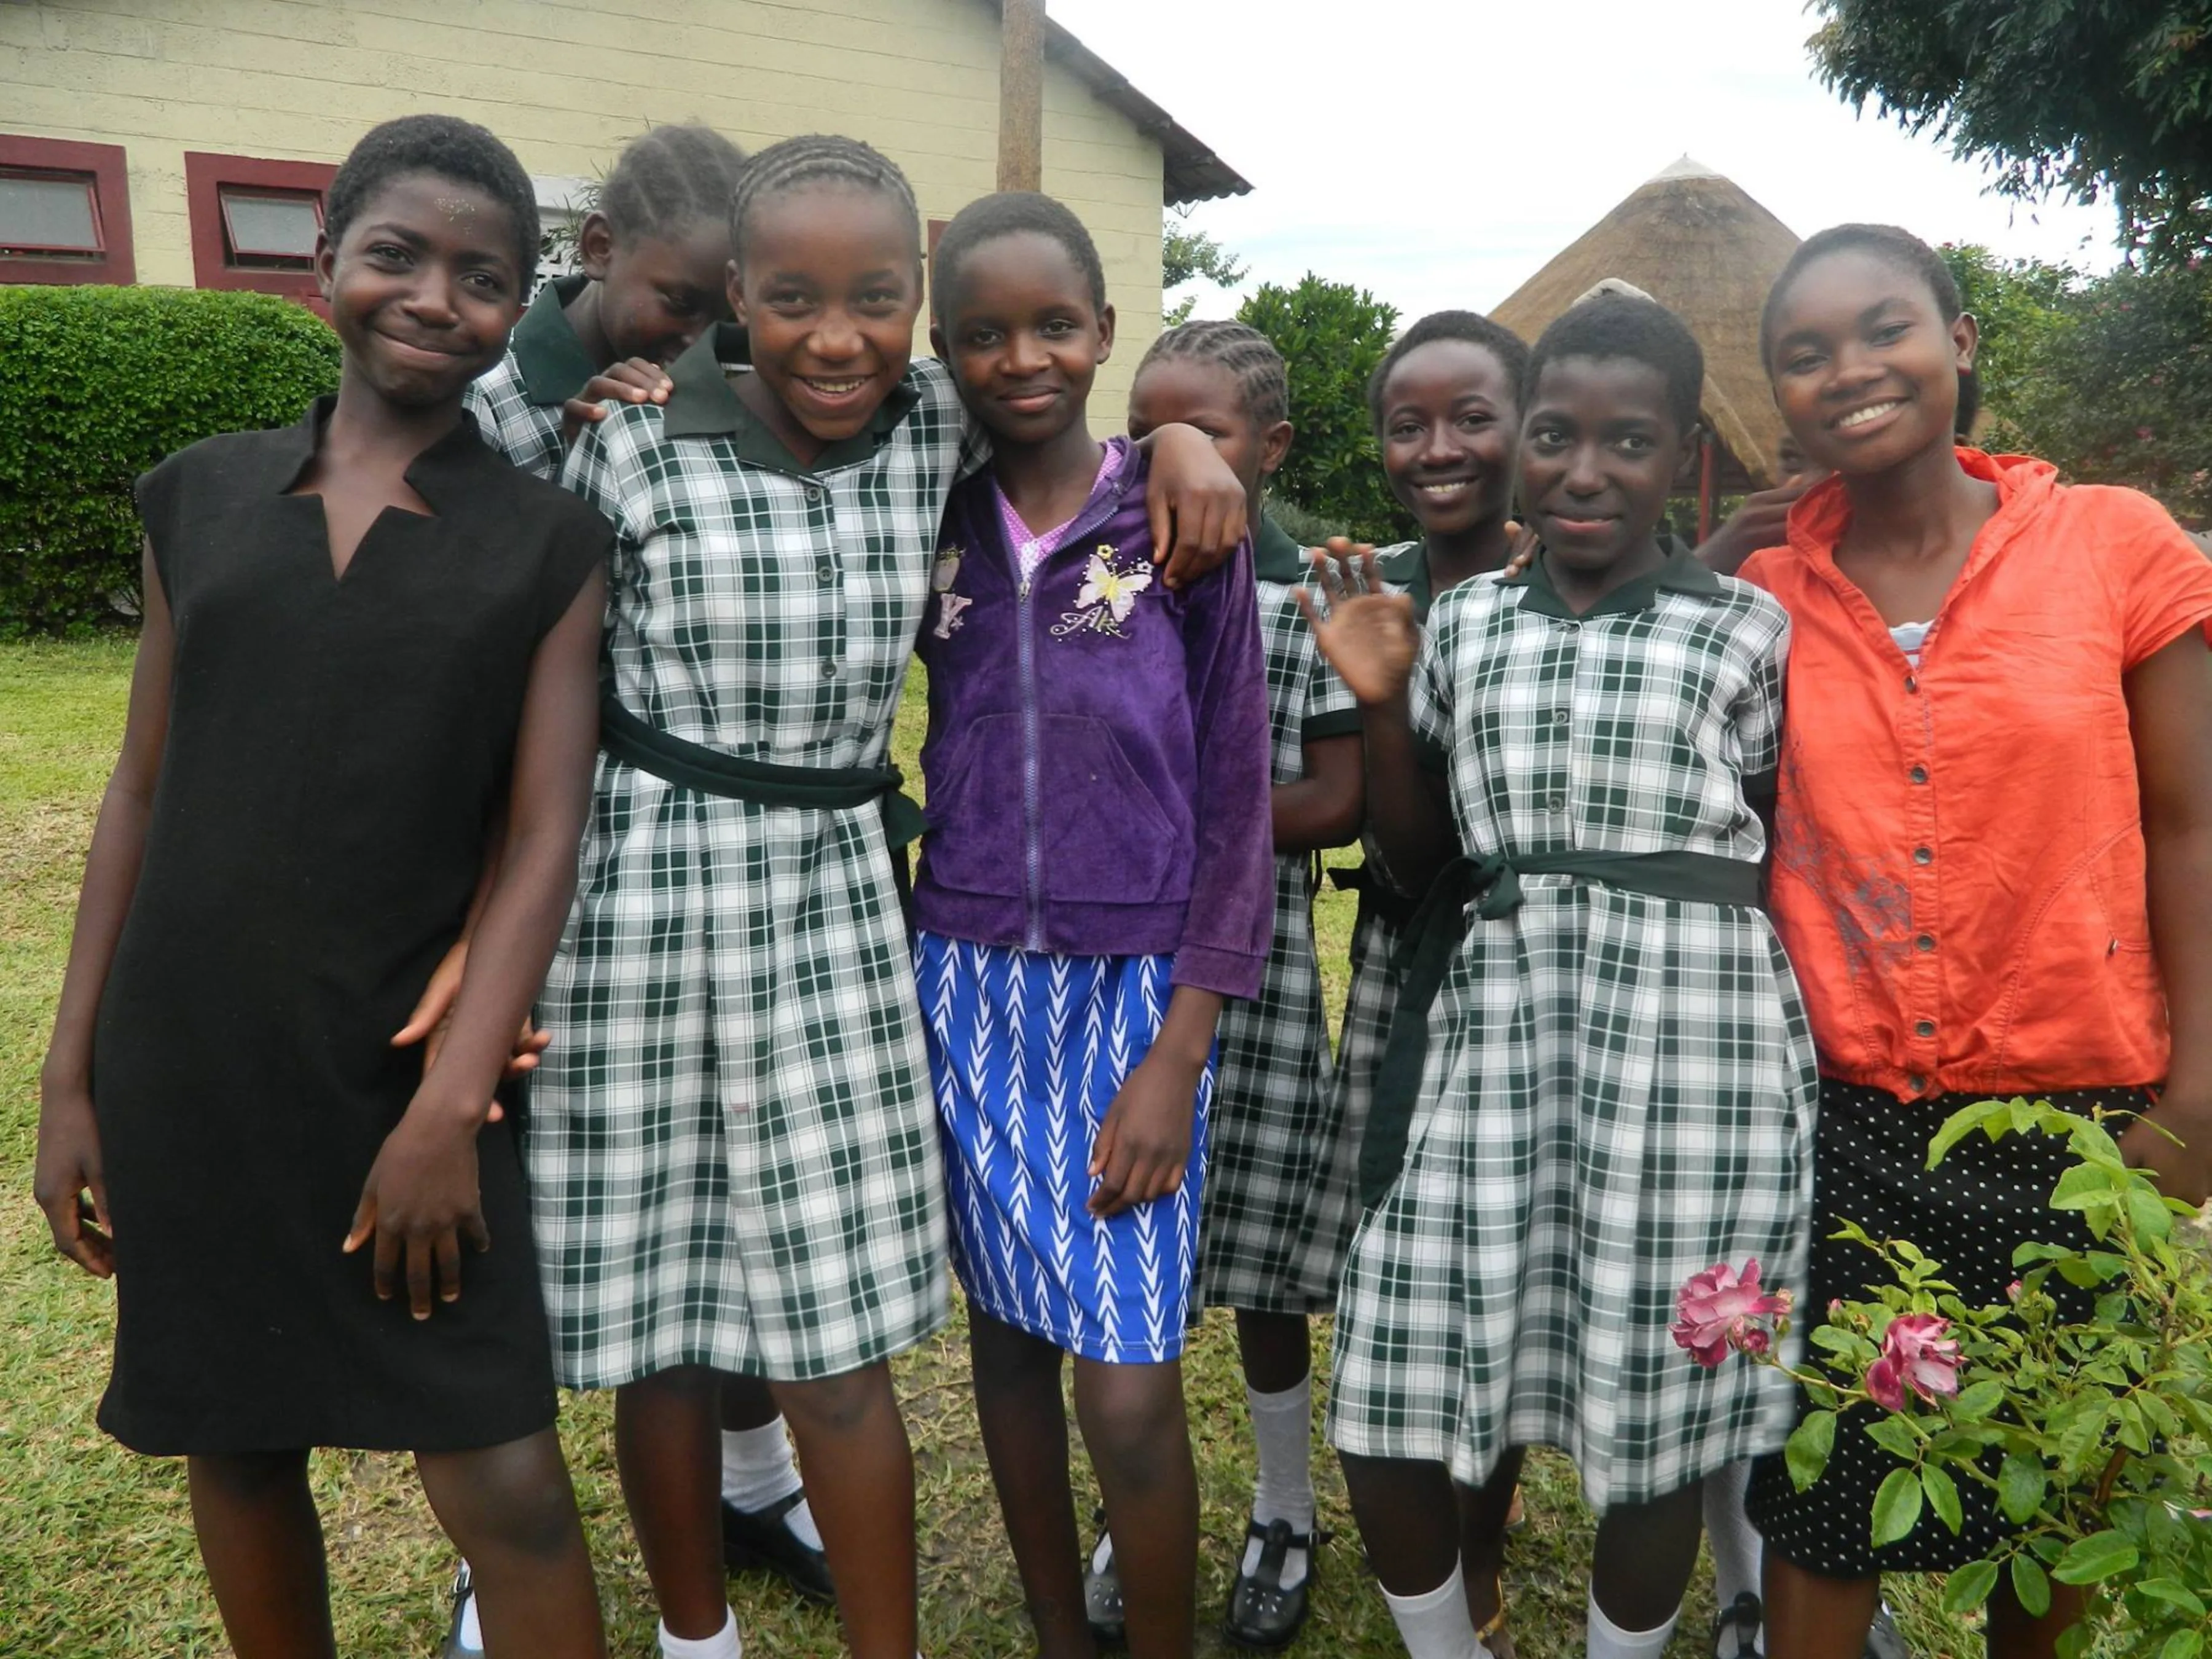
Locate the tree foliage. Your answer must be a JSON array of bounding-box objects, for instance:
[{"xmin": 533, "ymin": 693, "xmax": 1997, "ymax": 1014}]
[
  {"xmin": 1809, "ymin": 0, "xmax": 2212, "ymax": 263},
  {"xmin": 1161, "ymin": 219, "xmax": 1247, "ymax": 327},
  {"xmin": 1236, "ymin": 275, "xmax": 1411, "ymax": 543},
  {"xmin": 1941, "ymin": 245, "xmax": 2212, "ymax": 525}
]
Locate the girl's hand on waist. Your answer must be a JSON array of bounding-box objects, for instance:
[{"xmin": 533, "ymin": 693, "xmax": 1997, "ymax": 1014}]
[
  {"xmin": 343, "ymin": 1101, "xmax": 490, "ymax": 1319},
  {"xmin": 1295, "ymin": 542, "xmax": 1420, "ymax": 707},
  {"xmin": 1142, "ymin": 422, "xmax": 1249, "ymax": 589},
  {"xmin": 391, "ymin": 938, "xmax": 549, "ymax": 1123},
  {"xmin": 2121, "ymin": 1084, "xmax": 2212, "ymax": 1209},
  {"xmin": 1088, "ymin": 1049, "xmax": 1202, "ymax": 1218},
  {"xmin": 33, "ymin": 1077, "xmax": 112, "ymax": 1279}
]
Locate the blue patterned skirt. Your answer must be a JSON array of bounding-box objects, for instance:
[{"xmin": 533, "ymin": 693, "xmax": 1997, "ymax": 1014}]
[{"xmin": 913, "ymin": 933, "xmax": 1211, "ymax": 1363}]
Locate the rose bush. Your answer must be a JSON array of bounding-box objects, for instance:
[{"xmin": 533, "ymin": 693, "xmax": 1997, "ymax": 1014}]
[{"xmin": 1678, "ymin": 1098, "xmax": 2212, "ymax": 1659}]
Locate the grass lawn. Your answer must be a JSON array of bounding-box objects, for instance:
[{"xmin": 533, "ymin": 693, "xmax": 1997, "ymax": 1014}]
[{"xmin": 0, "ymin": 641, "xmax": 1972, "ymax": 1658}]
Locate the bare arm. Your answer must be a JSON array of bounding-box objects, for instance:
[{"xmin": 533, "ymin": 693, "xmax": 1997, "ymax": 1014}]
[
  {"xmin": 2120, "ymin": 627, "xmax": 2212, "ymax": 1206},
  {"xmin": 1136, "ymin": 422, "xmax": 1249, "ymax": 589},
  {"xmin": 34, "ymin": 541, "xmax": 174, "ymax": 1277},
  {"xmin": 1272, "ymin": 733, "xmax": 1364, "ymax": 856},
  {"xmin": 343, "ymin": 566, "xmax": 606, "ymax": 1316}
]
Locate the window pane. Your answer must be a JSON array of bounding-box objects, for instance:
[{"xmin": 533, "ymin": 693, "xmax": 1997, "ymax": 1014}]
[
  {"xmin": 220, "ymin": 190, "xmax": 320, "ymax": 261},
  {"xmin": 0, "ymin": 173, "xmax": 100, "ymax": 254}
]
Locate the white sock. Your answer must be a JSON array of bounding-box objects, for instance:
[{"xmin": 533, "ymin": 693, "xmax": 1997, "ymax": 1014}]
[
  {"xmin": 659, "ymin": 1607, "xmax": 743, "ymax": 1659},
  {"xmin": 1585, "ymin": 1592, "xmax": 1678, "ymax": 1659},
  {"xmin": 1241, "ymin": 1376, "xmax": 1317, "ymax": 1589},
  {"xmin": 1702, "ymin": 1462, "xmax": 1764, "ymax": 1625},
  {"xmin": 720, "ymin": 1418, "xmax": 821, "ymax": 1549},
  {"xmin": 1382, "ymin": 1562, "xmax": 1491, "ymax": 1659},
  {"xmin": 455, "ymin": 1575, "xmax": 483, "ymax": 1654}
]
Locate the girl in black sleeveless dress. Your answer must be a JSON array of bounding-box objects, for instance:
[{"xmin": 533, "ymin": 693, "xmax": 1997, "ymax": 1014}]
[{"xmin": 33, "ymin": 116, "xmax": 610, "ymax": 1658}]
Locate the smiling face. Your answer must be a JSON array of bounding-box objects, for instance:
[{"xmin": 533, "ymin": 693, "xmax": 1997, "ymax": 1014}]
[
  {"xmin": 1376, "ymin": 339, "xmax": 1518, "ymax": 536},
  {"xmin": 316, "ymin": 171, "xmax": 525, "ymax": 409},
  {"xmin": 729, "ymin": 181, "xmax": 922, "ymax": 447},
  {"xmin": 1126, "ymin": 355, "xmax": 1288, "ymax": 515},
  {"xmin": 931, "ymin": 230, "xmax": 1113, "ymax": 450},
  {"xmin": 582, "ymin": 211, "xmax": 732, "ymax": 367},
  {"xmin": 1518, "ymin": 355, "xmax": 1696, "ymax": 578},
  {"xmin": 1765, "ymin": 247, "xmax": 1978, "ymax": 479}
]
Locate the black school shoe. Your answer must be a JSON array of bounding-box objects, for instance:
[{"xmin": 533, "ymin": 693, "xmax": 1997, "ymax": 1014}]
[
  {"xmin": 1083, "ymin": 1510, "xmax": 1126, "ymax": 1647},
  {"xmin": 1223, "ymin": 1517, "xmax": 1323, "ymax": 1649},
  {"xmin": 439, "ymin": 1563, "xmax": 479, "ymax": 1659},
  {"xmin": 1711, "ymin": 1591, "xmax": 1762, "ymax": 1659},
  {"xmin": 721, "ymin": 1491, "xmax": 835, "ymax": 1604}
]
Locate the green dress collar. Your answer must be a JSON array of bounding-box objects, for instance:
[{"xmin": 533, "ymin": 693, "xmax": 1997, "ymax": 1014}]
[
  {"xmin": 1496, "ymin": 536, "xmax": 1719, "ymax": 620},
  {"xmin": 1252, "ymin": 514, "xmax": 1312, "ymax": 584},
  {"xmin": 660, "ymin": 322, "xmax": 920, "ymax": 478},
  {"xmin": 1376, "ymin": 539, "xmax": 1437, "ymax": 621},
  {"xmin": 509, "ymin": 275, "xmax": 598, "ymax": 407}
]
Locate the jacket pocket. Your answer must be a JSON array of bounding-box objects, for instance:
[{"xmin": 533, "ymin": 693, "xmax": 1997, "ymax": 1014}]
[
  {"xmin": 920, "ymin": 712, "xmax": 1026, "ymax": 898},
  {"xmin": 1037, "ymin": 715, "xmax": 1190, "ymax": 905}
]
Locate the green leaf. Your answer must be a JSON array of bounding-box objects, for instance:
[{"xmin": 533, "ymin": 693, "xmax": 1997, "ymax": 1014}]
[
  {"xmin": 2012, "ymin": 1553, "xmax": 2053, "ymax": 1618},
  {"xmin": 2127, "ymin": 1181, "xmax": 2174, "ymax": 1242},
  {"xmin": 1998, "ymin": 1453, "xmax": 2046, "ymax": 1524},
  {"xmin": 2158, "ymin": 1630, "xmax": 2204, "ymax": 1659},
  {"xmin": 2050, "ymin": 1162, "xmax": 2120, "ymax": 1209},
  {"xmin": 2135, "ymin": 1579, "xmax": 2208, "ymax": 1620},
  {"xmin": 1871, "ymin": 1467, "xmax": 1923, "ymax": 1548},
  {"xmin": 1950, "ymin": 1379, "xmax": 2005, "ymax": 1421},
  {"xmin": 2050, "ymin": 1529, "xmax": 2139, "ymax": 1585},
  {"xmin": 1929, "ymin": 1098, "xmax": 2009, "ymax": 1166},
  {"xmin": 1941, "ymin": 1558, "xmax": 1999, "ymax": 1615},
  {"xmin": 1865, "ymin": 1416, "xmax": 1923, "ymax": 1461},
  {"xmin": 1786, "ymin": 1410, "xmax": 1837, "ymax": 1491},
  {"xmin": 1921, "ymin": 1465, "xmax": 1964, "ymax": 1533},
  {"xmin": 2065, "ymin": 1115, "xmax": 2127, "ymax": 1169}
]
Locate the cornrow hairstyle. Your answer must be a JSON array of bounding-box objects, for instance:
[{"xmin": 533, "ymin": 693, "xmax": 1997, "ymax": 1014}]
[
  {"xmin": 928, "ymin": 190, "xmax": 1106, "ymax": 324},
  {"xmin": 1759, "ymin": 222, "xmax": 1964, "ymax": 365},
  {"xmin": 324, "ymin": 114, "xmax": 539, "ymax": 277},
  {"xmin": 1523, "ymin": 292, "xmax": 1704, "ymax": 433},
  {"xmin": 598, "ymin": 123, "xmax": 746, "ymax": 244},
  {"xmin": 1366, "ymin": 310, "xmax": 1531, "ymax": 433},
  {"xmin": 726, "ymin": 134, "xmax": 919, "ymax": 267},
  {"xmin": 1137, "ymin": 320, "xmax": 1289, "ymax": 431}
]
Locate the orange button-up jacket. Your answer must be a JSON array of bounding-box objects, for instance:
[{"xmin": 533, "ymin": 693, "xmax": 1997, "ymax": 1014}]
[{"xmin": 1739, "ymin": 450, "xmax": 2212, "ymax": 1102}]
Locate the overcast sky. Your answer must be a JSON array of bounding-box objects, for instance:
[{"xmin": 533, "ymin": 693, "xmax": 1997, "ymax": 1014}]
[{"xmin": 1048, "ymin": 0, "xmax": 2126, "ymax": 324}]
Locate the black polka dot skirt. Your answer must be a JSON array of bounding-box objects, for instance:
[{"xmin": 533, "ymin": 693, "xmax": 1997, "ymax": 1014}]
[{"xmin": 1746, "ymin": 1078, "xmax": 2157, "ymax": 1577}]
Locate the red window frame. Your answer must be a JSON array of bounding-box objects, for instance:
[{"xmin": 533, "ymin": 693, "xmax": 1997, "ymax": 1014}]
[
  {"xmin": 0, "ymin": 135, "xmax": 133, "ymax": 286},
  {"xmin": 186, "ymin": 152, "xmax": 337, "ymax": 303}
]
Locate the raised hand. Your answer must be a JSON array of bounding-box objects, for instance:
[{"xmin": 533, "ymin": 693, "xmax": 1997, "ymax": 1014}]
[{"xmin": 1293, "ymin": 539, "xmax": 1421, "ymax": 707}]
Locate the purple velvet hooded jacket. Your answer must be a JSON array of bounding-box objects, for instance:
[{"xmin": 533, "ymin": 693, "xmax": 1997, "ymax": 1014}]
[{"xmin": 911, "ymin": 438, "xmax": 1274, "ymax": 1000}]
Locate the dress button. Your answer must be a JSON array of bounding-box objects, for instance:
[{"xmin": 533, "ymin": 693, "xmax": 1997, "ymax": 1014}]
[
  {"xmin": 1915, "ymin": 1019, "xmax": 1936, "ymax": 1038},
  {"xmin": 820, "ymin": 660, "xmax": 838, "ymax": 679},
  {"xmin": 817, "ymin": 563, "xmax": 837, "ymax": 586},
  {"xmin": 1909, "ymin": 765, "xmax": 1928, "ymax": 785},
  {"xmin": 1547, "ymin": 792, "xmax": 1567, "ymax": 812},
  {"xmin": 1913, "ymin": 845, "xmax": 1933, "ymax": 865},
  {"xmin": 1905, "ymin": 673, "xmax": 1920, "ymax": 694},
  {"xmin": 806, "ymin": 484, "xmax": 825, "ymax": 504},
  {"xmin": 1553, "ymin": 708, "xmax": 1571, "ymax": 728},
  {"xmin": 1916, "ymin": 933, "xmax": 1936, "ymax": 952},
  {"xmin": 1907, "ymin": 1074, "xmax": 1926, "ymax": 1093},
  {"xmin": 1561, "ymin": 620, "xmax": 1581, "ymax": 633}
]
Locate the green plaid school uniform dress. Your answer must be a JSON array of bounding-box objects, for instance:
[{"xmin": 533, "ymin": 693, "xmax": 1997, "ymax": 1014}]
[
  {"xmin": 528, "ymin": 324, "xmax": 984, "ymax": 1387},
  {"xmin": 1301, "ymin": 540, "xmax": 1433, "ymax": 1305},
  {"xmin": 1196, "ymin": 519, "xmax": 1363, "ymax": 1314},
  {"xmin": 462, "ymin": 275, "xmax": 596, "ymax": 479},
  {"xmin": 1326, "ymin": 549, "xmax": 1818, "ymax": 1513}
]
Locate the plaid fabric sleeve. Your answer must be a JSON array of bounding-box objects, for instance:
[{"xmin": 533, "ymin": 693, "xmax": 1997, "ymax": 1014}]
[
  {"xmin": 1304, "ymin": 622, "xmax": 1363, "ymax": 742},
  {"xmin": 1407, "ymin": 592, "xmax": 1457, "ymax": 774},
  {"xmin": 557, "ymin": 406, "xmax": 648, "ymax": 606},
  {"xmin": 1735, "ymin": 602, "xmax": 1789, "ymax": 782}
]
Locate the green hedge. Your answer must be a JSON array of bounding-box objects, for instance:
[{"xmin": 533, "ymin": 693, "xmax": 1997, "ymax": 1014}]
[{"xmin": 0, "ymin": 286, "xmax": 341, "ymax": 635}]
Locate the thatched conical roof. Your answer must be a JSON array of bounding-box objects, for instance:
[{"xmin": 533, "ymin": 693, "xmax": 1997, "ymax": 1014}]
[{"xmin": 1491, "ymin": 158, "xmax": 1800, "ymax": 489}]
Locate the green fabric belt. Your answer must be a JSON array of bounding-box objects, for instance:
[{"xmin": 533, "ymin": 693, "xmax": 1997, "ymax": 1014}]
[
  {"xmin": 599, "ymin": 690, "xmax": 928, "ymax": 849},
  {"xmin": 1357, "ymin": 847, "xmax": 1763, "ymax": 1208}
]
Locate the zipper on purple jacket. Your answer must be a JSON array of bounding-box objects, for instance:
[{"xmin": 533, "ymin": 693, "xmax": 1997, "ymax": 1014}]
[{"xmin": 1018, "ymin": 562, "xmax": 1045, "ymax": 950}]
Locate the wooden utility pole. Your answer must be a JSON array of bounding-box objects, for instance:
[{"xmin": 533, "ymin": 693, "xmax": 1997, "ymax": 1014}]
[{"xmin": 998, "ymin": 0, "xmax": 1044, "ymax": 192}]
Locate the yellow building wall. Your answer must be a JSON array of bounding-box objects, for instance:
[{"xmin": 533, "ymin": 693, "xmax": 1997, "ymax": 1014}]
[{"xmin": 1, "ymin": 0, "xmax": 1167, "ymax": 417}]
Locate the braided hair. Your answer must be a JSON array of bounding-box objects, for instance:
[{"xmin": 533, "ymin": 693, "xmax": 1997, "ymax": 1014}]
[
  {"xmin": 726, "ymin": 135, "xmax": 919, "ymax": 266},
  {"xmin": 1367, "ymin": 310, "xmax": 1529, "ymax": 433},
  {"xmin": 1136, "ymin": 320, "xmax": 1289, "ymax": 430},
  {"xmin": 325, "ymin": 114, "xmax": 539, "ymax": 276},
  {"xmin": 598, "ymin": 123, "xmax": 746, "ymax": 244}
]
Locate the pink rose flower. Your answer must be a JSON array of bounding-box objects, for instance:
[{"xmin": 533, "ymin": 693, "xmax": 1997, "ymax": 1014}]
[
  {"xmin": 1672, "ymin": 1260, "xmax": 1792, "ymax": 1370},
  {"xmin": 1863, "ymin": 1312, "xmax": 1961, "ymax": 1411}
]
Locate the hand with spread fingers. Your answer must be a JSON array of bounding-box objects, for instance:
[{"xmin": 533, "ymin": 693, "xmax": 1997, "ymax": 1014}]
[{"xmin": 1293, "ymin": 539, "xmax": 1421, "ymax": 707}]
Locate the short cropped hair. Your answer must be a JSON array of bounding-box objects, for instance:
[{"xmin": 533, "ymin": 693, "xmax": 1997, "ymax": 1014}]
[
  {"xmin": 1523, "ymin": 294, "xmax": 1704, "ymax": 432},
  {"xmin": 930, "ymin": 190, "xmax": 1107, "ymax": 324},
  {"xmin": 1367, "ymin": 310, "xmax": 1530, "ymax": 433},
  {"xmin": 325, "ymin": 114, "xmax": 539, "ymax": 276}
]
